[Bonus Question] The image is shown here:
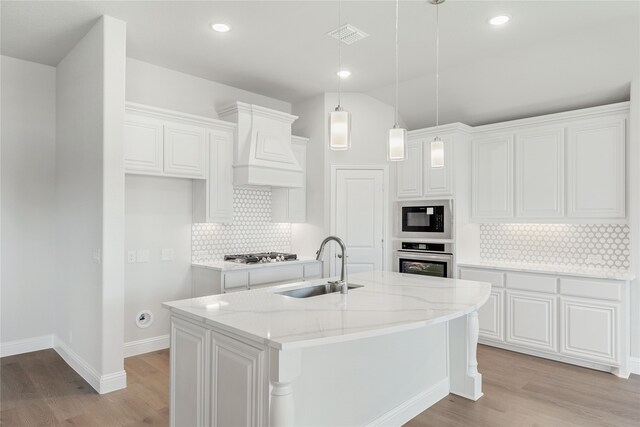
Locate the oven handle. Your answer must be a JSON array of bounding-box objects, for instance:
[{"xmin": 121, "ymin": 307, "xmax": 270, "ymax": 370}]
[{"xmin": 396, "ymin": 252, "xmax": 452, "ymax": 262}]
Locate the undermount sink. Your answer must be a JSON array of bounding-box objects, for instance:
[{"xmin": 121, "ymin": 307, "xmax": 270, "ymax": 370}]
[{"xmin": 276, "ymin": 283, "xmax": 363, "ymax": 299}]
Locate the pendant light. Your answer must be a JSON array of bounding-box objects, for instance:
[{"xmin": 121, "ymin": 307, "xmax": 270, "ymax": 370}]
[
  {"xmin": 430, "ymin": 0, "xmax": 445, "ymax": 168},
  {"xmin": 388, "ymin": 0, "xmax": 407, "ymax": 161},
  {"xmin": 329, "ymin": 0, "xmax": 351, "ymax": 150}
]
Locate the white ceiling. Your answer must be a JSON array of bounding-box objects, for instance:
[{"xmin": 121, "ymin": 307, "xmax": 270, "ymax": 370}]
[{"xmin": 2, "ymin": 0, "xmax": 639, "ymax": 129}]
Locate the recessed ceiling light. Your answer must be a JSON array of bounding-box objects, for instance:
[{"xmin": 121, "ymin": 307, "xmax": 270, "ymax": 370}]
[
  {"xmin": 337, "ymin": 70, "xmax": 351, "ymax": 78},
  {"xmin": 211, "ymin": 23, "xmax": 232, "ymax": 33},
  {"xmin": 488, "ymin": 15, "xmax": 511, "ymax": 26}
]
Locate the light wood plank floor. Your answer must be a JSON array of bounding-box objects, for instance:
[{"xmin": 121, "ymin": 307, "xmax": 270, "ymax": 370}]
[{"xmin": 1, "ymin": 345, "xmax": 638, "ymax": 426}]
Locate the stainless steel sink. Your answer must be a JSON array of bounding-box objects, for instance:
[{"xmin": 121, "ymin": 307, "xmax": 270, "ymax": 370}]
[{"xmin": 276, "ymin": 283, "xmax": 363, "ymax": 298}]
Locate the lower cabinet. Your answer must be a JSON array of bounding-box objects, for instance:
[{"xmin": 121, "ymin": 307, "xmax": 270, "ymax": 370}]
[
  {"xmin": 506, "ymin": 290, "xmax": 557, "ymax": 352},
  {"xmin": 458, "ymin": 266, "xmax": 630, "ymax": 376}
]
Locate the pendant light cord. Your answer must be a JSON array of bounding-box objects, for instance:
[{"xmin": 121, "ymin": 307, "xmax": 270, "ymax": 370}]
[
  {"xmin": 435, "ymin": 1, "xmax": 440, "ymax": 130},
  {"xmin": 394, "ymin": 0, "xmax": 399, "ymax": 126},
  {"xmin": 338, "ymin": 0, "xmax": 342, "ymax": 107}
]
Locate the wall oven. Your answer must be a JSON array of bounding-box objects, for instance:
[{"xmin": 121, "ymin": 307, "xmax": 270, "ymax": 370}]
[
  {"xmin": 393, "ymin": 242, "xmax": 453, "ymax": 278},
  {"xmin": 397, "ymin": 200, "xmax": 452, "ymax": 240}
]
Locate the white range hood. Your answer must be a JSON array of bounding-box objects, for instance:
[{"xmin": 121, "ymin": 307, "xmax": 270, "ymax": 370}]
[{"xmin": 218, "ymin": 102, "xmax": 302, "ymax": 188}]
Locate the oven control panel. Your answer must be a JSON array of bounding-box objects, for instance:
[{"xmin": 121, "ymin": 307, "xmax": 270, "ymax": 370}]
[{"xmin": 401, "ymin": 242, "xmax": 446, "ymax": 252}]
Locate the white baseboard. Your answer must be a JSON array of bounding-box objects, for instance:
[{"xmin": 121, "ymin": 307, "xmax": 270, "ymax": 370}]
[
  {"xmin": 124, "ymin": 334, "xmax": 170, "ymax": 358},
  {"xmin": 367, "ymin": 378, "xmax": 450, "ymax": 427},
  {"xmin": 630, "ymin": 357, "xmax": 640, "ymax": 375},
  {"xmin": 54, "ymin": 337, "xmax": 126, "ymax": 394},
  {"xmin": 0, "ymin": 334, "xmax": 54, "ymax": 358}
]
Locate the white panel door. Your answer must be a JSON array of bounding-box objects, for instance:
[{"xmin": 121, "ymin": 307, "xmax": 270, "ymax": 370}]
[
  {"xmin": 396, "ymin": 139, "xmax": 422, "ymax": 198},
  {"xmin": 471, "ymin": 135, "xmax": 514, "ymax": 219},
  {"xmin": 515, "ymin": 127, "xmax": 565, "ymax": 218},
  {"xmin": 335, "ymin": 169, "xmax": 385, "ymax": 276},
  {"xmin": 164, "ymin": 121, "xmax": 207, "ymax": 178},
  {"xmin": 506, "ymin": 290, "xmax": 557, "ymax": 352},
  {"xmin": 423, "ymin": 135, "xmax": 453, "ymax": 196},
  {"xmin": 123, "ymin": 114, "xmax": 163, "ymax": 174},
  {"xmin": 567, "ymin": 118, "xmax": 625, "ymax": 218}
]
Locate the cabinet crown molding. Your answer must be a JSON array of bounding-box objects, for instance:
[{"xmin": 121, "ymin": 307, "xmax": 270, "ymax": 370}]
[{"xmin": 125, "ymin": 102, "xmax": 236, "ymax": 131}]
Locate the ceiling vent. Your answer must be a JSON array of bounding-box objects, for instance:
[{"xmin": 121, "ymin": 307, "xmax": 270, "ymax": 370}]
[{"xmin": 327, "ymin": 24, "xmax": 369, "ymax": 45}]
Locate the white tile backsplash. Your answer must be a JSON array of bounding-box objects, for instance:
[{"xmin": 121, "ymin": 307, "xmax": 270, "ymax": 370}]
[
  {"xmin": 192, "ymin": 188, "xmax": 291, "ymax": 262},
  {"xmin": 479, "ymin": 223, "xmax": 630, "ymax": 269}
]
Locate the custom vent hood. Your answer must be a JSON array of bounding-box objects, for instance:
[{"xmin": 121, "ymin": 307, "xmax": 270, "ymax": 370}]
[{"xmin": 218, "ymin": 102, "xmax": 302, "ymax": 188}]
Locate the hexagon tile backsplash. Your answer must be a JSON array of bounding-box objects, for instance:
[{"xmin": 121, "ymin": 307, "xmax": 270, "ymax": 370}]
[
  {"xmin": 479, "ymin": 223, "xmax": 630, "ymax": 269},
  {"xmin": 192, "ymin": 188, "xmax": 291, "ymax": 262}
]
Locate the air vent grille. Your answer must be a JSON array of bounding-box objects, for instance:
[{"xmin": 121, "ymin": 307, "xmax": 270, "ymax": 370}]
[{"xmin": 327, "ymin": 24, "xmax": 369, "ymax": 45}]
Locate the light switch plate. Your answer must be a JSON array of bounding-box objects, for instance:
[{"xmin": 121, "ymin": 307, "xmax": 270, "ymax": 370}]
[
  {"xmin": 127, "ymin": 251, "xmax": 136, "ymax": 263},
  {"xmin": 137, "ymin": 249, "xmax": 150, "ymax": 263},
  {"xmin": 161, "ymin": 248, "xmax": 174, "ymax": 261}
]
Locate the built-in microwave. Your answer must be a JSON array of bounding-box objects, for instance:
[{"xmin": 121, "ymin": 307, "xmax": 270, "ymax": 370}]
[{"xmin": 397, "ymin": 200, "xmax": 452, "ymax": 240}]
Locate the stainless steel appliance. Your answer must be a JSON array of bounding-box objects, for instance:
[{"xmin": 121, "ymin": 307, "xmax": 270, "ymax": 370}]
[
  {"xmin": 224, "ymin": 252, "xmax": 297, "ymax": 264},
  {"xmin": 393, "ymin": 241, "xmax": 453, "ymax": 278},
  {"xmin": 397, "ymin": 200, "xmax": 452, "ymax": 239}
]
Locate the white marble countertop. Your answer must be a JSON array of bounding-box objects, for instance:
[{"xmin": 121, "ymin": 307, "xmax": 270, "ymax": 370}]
[
  {"xmin": 457, "ymin": 260, "xmax": 635, "ymax": 281},
  {"xmin": 192, "ymin": 257, "xmax": 319, "ymax": 272},
  {"xmin": 163, "ymin": 271, "xmax": 491, "ymax": 350}
]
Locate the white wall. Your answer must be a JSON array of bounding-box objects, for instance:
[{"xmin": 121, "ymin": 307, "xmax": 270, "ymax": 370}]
[
  {"xmin": 0, "ymin": 56, "xmax": 56, "ymax": 347},
  {"xmin": 126, "ymin": 58, "xmax": 291, "ymax": 118},
  {"xmin": 629, "ymin": 76, "xmax": 639, "ymax": 359},
  {"xmin": 124, "ymin": 176, "xmax": 192, "ymax": 348},
  {"xmin": 55, "ymin": 16, "xmax": 126, "ymax": 392}
]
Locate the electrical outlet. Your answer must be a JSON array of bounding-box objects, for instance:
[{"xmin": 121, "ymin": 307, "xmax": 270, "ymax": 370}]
[
  {"xmin": 137, "ymin": 249, "xmax": 150, "ymax": 263},
  {"xmin": 587, "ymin": 254, "xmax": 602, "ymax": 264},
  {"xmin": 127, "ymin": 251, "xmax": 136, "ymax": 263},
  {"xmin": 196, "ymin": 250, "xmax": 209, "ymax": 260},
  {"xmin": 506, "ymin": 250, "xmax": 521, "ymax": 258},
  {"xmin": 92, "ymin": 249, "xmax": 101, "ymax": 264},
  {"xmin": 161, "ymin": 248, "xmax": 174, "ymax": 261}
]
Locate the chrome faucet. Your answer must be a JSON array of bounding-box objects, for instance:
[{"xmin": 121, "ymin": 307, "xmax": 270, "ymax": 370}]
[{"xmin": 316, "ymin": 236, "xmax": 348, "ymax": 294}]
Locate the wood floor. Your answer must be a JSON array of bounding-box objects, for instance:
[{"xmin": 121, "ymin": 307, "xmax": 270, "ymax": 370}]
[{"xmin": 1, "ymin": 345, "xmax": 639, "ymax": 426}]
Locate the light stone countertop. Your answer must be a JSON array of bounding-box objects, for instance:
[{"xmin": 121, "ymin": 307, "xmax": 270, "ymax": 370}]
[
  {"xmin": 163, "ymin": 270, "xmax": 491, "ymax": 350},
  {"xmin": 457, "ymin": 260, "xmax": 635, "ymax": 281},
  {"xmin": 192, "ymin": 257, "xmax": 319, "ymax": 272}
]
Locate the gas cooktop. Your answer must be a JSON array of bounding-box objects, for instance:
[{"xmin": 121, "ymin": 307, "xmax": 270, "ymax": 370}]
[{"xmin": 224, "ymin": 252, "xmax": 298, "ymax": 264}]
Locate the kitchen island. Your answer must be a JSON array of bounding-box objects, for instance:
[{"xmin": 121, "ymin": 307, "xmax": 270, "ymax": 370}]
[{"xmin": 162, "ymin": 271, "xmax": 491, "ymax": 426}]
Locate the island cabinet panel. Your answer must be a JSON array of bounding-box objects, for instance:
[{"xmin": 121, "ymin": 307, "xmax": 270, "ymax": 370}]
[
  {"xmin": 505, "ymin": 290, "xmax": 557, "ymax": 352},
  {"xmin": 210, "ymin": 332, "xmax": 265, "ymax": 427},
  {"xmin": 560, "ymin": 297, "xmax": 619, "ymax": 365},
  {"xmin": 170, "ymin": 317, "xmax": 209, "ymax": 427}
]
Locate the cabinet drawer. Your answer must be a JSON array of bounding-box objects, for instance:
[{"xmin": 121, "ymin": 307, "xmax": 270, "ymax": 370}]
[
  {"xmin": 459, "ymin": 268, "xmax": 504, "ymax": 288},
  {"xmin": 506, "ymin": 273, "xmax": 557, "ymax": 294},
  {"xmin": 249, "ymin": 265, "xmax": 304, "ymax": 287},
  {"xmin": 303, "ymin": 262, "xmax": 321, "ymax": 279},
  {"xmin": 223, "ymin": 271, "xmax": 249, "ymax": 290},
  {"xmin": 559, "ymin": 278, "xmax": 623, "ymax": 301}
]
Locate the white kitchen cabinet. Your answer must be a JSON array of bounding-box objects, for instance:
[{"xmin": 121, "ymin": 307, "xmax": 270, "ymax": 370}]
[
  {"xmin": 193, "ymin": 128, "xmax": 235, "ymax": 224},
  {"xmin": 170, "ymin": 317, "xmax": 209, "ymax": 427},
  {"xmin": 560, "ymin": 296, "xmax": 619, "ymax": 365},
  {"xmin": 506, "ymin": 290, "xmax": 557, "ymax": 352},
  {"xmin": 395, "ymin": 138, "xmax": 422, "ymax": 198},
  {"xmin": 272, "ymin": 136, "xmax": 307, "ymax": 223},
  {"xmin": 471, "ymin": 135, "xmax": 514, "ymax": 219},
  {"xmin": 567, "ymin": 117, "xmax": 626, "ymax": 218},
  {"xmin": 210, "ymin": 332, "xmax": 265, "ymax": 426},
  {"xmin": 459, "ymin": 268, "xmax": 505, "ymax": 342},
  {"xmin": 515, "ymin": 127, "xmax": 564, "ymax": 218},
  {"xmin": 423, "ymin": 135, "xmax": 453, "ymax": 197},
  {"xmin": 123, "ymin": 113, "xmax": 164, "ymax": 174},
  {"xmin": 163, "ymin": 122, "xmax": 207, "ymax": 179}
]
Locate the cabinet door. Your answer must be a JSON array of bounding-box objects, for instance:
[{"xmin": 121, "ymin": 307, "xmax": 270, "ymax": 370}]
[
  {"xmin": 123, "ymin": 114, "xmax": 163, "ymax": 174},
  {"xmin": 423, "ymin": 135, "xmax": 453, "ymax": 196},
  {"xmin": 396, "ymin": 139, "xmax": 422, "ymax": 198},
  {"xmin": 515, "ymin": 127, "xmax": 564, "ymax": 218},
  {"xmin": 567, "ymin": 117, "xmax": 625, "ymax": 218},
  {"xmin": 560, "ymin": 297, "xmax": 619, "ymax": 365},
  {"xmin": 164, "ymin": 122, "xmax": 207, "ymax": 178},
  {"xmin": 478, "ymin": 289, "xmax": 504, "ymax": 341},
  {"xmin": 210, "ymin": 333, "xmax": 265, "ymax": 427},
  {"xmin": 506, "ymin": 290, "xmax": 557, "ymax": 352},
  {"xmin": 170, "ymin": 317, "xmax": 208, "ymax": 427},
  {"xmin": 272, "ymin": 139, "xmax": 306, "ymax": 223},
  {"xmin": 209, "ymin": 129, "xmax": 234, "ymax": 223},
  {"xmin": 472, "ymin": 135, "xmax": 514, "ymax": 219}
]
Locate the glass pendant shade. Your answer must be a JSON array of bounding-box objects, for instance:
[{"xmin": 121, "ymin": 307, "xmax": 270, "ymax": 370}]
[
  {"xmin": 388, "ymin": 126, "xmax": 407, "ymax": 161},
  {"xmin": 431, "ymin": 137, "xmax": 444, "ymax": 168},
  {"xmin": 329, "ymin": 107, "xmax": 351, "ymax": 150}
]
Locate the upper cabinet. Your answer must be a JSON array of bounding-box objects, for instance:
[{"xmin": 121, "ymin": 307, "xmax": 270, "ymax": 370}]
[
  {"xmin": 272, "ymin": 136, "xmax": 308, "ymax": 223},
  {"xmin": 124, "ymin": 110, "xmax": 206, "ymax": 179},
  {"xmin": 396, "ymin": 125, "xmax": 468, "ymax": 199},
  {"xmin": 470, "ymin": 103, "xmax": 628, "ymax": 222}
]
